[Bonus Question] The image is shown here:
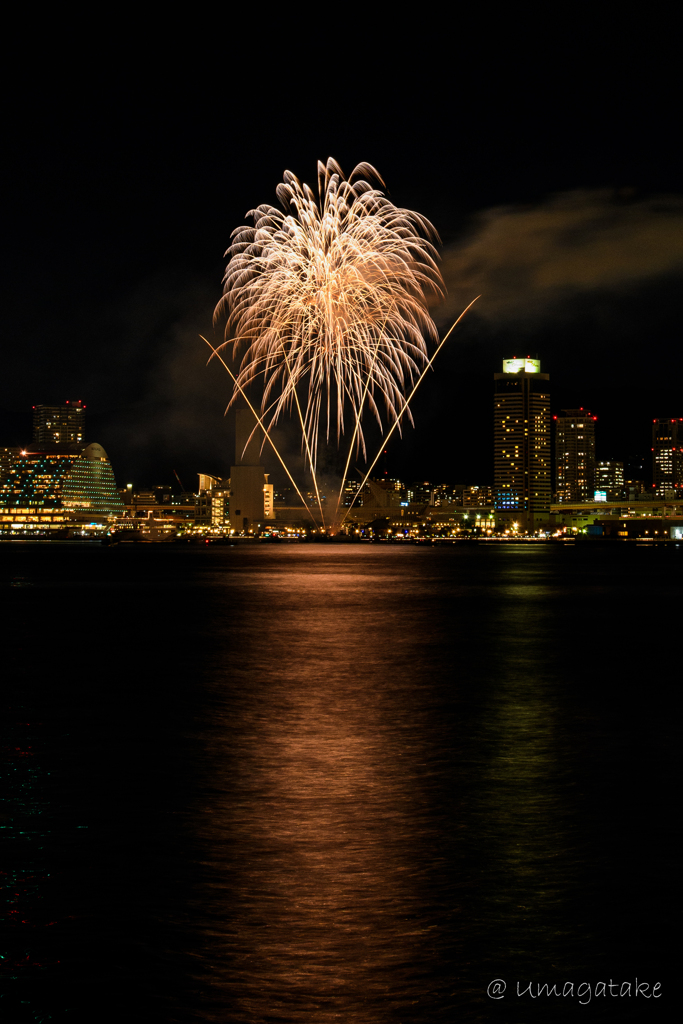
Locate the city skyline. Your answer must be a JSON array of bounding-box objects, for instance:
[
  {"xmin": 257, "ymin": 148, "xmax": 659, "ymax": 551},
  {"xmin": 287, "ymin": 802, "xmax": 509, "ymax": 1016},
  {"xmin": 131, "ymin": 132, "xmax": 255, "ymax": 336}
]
[
  {"xmin": 2, "ymin": 381, "xmax": 679, "ymax": 541},
  {"xmin": 8, "ymin": 376, "xmax": 679, "ymax": 494},
  {"xmin": 3, "ymin": 261, "xmax": 677, "ymax": 490},
  {"xmin": 4, "ymin": 378, "xmax": 680, "ymax": 493}
]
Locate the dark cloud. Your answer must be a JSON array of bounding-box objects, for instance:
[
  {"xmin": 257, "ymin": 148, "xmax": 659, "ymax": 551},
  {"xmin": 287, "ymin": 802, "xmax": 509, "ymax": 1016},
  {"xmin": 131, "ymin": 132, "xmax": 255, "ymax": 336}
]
[
  {"xmin": 94, "ymin": 281, "xmax": 230, "ymax": 486},
  {"xmin": 436, "ymin": 190, "xmax": 683, "ymax": 328},
  {"xmin": 95, "ymin": 279, "xmax": 320, "ymax": 488}
]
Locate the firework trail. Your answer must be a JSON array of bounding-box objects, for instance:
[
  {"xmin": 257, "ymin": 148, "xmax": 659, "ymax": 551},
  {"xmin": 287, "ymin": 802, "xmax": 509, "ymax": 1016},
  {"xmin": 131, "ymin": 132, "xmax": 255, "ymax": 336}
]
[{"xmin": 214, "ymin": 159, "xmax": 445, "ymax": 511}]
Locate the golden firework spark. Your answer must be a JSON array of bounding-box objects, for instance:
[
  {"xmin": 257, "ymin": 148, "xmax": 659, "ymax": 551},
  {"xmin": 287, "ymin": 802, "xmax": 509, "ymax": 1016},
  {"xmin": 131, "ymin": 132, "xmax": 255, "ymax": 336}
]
[{"xmin": 214, "ymin": 158, "xmax": 445, "ymax": 483}]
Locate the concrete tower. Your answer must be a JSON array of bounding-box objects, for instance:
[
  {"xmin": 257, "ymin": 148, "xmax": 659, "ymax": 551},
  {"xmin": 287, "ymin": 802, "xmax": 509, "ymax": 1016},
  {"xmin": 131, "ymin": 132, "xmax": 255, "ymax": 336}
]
[{"xmin": 229, "ymin": 409, "xmax": 275, "ymax": 533}]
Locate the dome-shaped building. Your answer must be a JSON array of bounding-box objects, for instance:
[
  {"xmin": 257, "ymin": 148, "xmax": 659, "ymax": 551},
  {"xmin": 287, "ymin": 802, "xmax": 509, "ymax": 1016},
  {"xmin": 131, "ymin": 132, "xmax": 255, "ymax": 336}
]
[{"xmin": 0, "ymin": 442, "xmax": 124, "ymax": 536}]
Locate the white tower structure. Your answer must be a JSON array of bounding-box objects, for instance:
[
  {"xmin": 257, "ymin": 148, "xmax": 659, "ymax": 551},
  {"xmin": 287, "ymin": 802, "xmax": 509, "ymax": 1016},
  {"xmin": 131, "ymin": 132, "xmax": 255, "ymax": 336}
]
[{"xmin": 229, "ymin": 409, "xmax": 274, "ymax": 532}]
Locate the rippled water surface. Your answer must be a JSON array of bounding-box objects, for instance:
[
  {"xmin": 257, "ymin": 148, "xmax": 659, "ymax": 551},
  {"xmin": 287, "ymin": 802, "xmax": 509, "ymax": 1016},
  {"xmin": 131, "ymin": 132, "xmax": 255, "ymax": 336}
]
[{"xmin": 1, "ymin": 543, "xmax": 679, "ymax": 1022}]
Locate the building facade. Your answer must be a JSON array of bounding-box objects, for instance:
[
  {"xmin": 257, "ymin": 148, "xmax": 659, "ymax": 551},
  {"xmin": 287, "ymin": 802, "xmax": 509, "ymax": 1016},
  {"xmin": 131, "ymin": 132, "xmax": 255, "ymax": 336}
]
[
  {"xmin": 195, "ymin": 474, "xmax": 230, "ymax": 528},
  {"xmin": 554, "ymin": 409, "xmax": 597, "ymax": 503},
  {"xmin": 595, "ymin": 461, "xmax": 624, "ymax": 502},
  {"xmin": 32, "ymin": 400, "xmax": 86, "ymax": 447},
  {"xmin": 494, "ymin": 357, "xmax": 551, "ymax": 528},
  {"xmin": 653, "ymin": 418, "xmax": 683, "ymax": 498},
  {"xmin": 0, "ymin": 441, "xmax": 123, "ymax": 535}
]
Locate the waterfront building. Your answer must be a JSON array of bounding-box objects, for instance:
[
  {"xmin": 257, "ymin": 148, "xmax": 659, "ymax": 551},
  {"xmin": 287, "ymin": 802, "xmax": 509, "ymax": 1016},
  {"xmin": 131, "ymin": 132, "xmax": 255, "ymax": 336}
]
[
  {"xmin": 263, "ymin": 475, "xmax": 274, "ymax": 519},
  {"xmin": 171, "ymin": 492, "xmax": 197, "ymax": 524},
  {"xmin": 431, "ymin": 484, "xmax": 493, "ymax": 508},
  {"xmin": 407, "ymin": 482, "xmax": 432, "ymax": 505},
  {"xmin": 595, "ymin": 461, "xmax": 624, "ymax": 502},
  {"xmin": 554, "ymin": 409, "xmax": 596, "ymax": 503},
  {"xmin": 117, "ymin": 487, "xmax": 191, "ymax": 521},
  {"xmin": 549, "ymin": 496, "xmax": 683, "ymax": 531},
  {"xmin": 1, "ymin": 447, "xmax": 21, "ymax": 479},
  {"xmin": 653, "ymin": 418, "xmax": 683, "ymax": 498},
  {"xmin": 0, "ymin": 441, "xmax": 124, "ymax": 535},
  {"xmin": 129, "ymin": 489, "xmax": 159, "ymax": 513},
  {"xmin": 595, "ymin": 516, "xmax": 683, "ymax": 540},
  {"xmin": 494, "ymin": 356, "xmax": 551, "ymax": 529},
  {"xmin": 195, "ymin": 474, "xmax": 230, "ymax": 528},
  {"xmin": 32, "ymin": 400, "xmax": 85, "ymax": 447},
  {"xmin": 430, "ymin": 483, "xmax": 461, "ymax": 505},
  {"xmin": 153, "ymin": 485, "xmax": 173, "ymax": 505},
  {"xmin": 198, "ymin": 474, "xmax": 221, "ymax": 493},
  {"xmin": 363, "ymin": 479, "xmax": 403, "ymax": 509},
  {"xmin": 462, "ymin": 485, "xmax": 494, "ymax": 508},
  {"xmin": 114, "ymin": 485, "xmax": 196, "ymax": 532}
]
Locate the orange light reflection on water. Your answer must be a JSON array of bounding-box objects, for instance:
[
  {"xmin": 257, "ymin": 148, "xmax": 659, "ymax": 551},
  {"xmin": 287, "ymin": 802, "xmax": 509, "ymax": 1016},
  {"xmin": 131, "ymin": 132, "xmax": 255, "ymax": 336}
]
[{"xmin": 195, "ymin": 562, "xmax": 437, "ymax": 1023}]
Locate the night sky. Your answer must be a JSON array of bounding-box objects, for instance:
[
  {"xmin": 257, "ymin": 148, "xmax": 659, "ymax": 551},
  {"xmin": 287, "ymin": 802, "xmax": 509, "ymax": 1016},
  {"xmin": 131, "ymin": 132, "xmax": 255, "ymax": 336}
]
[{"xmin": 3, "ymin": 31, "xmax": 680, "ymax": 489}]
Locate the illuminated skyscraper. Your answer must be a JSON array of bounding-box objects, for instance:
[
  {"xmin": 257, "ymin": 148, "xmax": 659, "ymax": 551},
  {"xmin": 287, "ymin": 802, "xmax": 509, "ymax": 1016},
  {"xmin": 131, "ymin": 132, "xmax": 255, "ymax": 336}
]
[
  {"xmin": 554, "ymin": 409, "xmax": 596, "ymax": 502},
  {"xmin": 494, "ymin": 357, "xmax": 551, "ymax": 528},
  {"xmin": 32, "ymin": 400, "xmax": 86, "ymax": 446},
  {"xmin": 652, "ymin": 418, "xmax": 683, "ymax": 498}
]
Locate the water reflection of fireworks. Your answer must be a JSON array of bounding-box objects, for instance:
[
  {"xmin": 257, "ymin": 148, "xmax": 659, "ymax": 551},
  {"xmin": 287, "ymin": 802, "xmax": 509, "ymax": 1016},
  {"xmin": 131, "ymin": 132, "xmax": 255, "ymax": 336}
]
[{"xmin": 209, "ymin": 158, "xmax": 475, "ymax": 530}]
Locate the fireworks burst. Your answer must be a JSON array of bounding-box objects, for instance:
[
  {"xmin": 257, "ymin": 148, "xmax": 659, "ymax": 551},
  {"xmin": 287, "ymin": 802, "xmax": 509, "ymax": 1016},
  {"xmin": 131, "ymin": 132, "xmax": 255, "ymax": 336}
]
[{"xmin": 214, "ymin": 158, "xmax": 445, "ymax": 474}]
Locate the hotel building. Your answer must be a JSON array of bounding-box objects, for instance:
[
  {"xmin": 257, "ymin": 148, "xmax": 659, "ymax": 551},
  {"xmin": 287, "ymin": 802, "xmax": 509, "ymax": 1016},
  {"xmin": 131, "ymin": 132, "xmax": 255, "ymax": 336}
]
[
  {"xmin": 0, "ymin": 441, "xmax": 123, "ymax": 535},
  {"xmin": 494, "ymin": 357, "xmax": 551, "ymax": 529}
]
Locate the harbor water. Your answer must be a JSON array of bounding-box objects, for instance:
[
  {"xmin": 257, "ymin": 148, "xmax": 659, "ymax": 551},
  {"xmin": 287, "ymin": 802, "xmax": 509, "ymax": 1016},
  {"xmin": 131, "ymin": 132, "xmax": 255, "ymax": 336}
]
[{"xmin": 1, "ymin": 542, "xmax": 678, "ymax": 1022}]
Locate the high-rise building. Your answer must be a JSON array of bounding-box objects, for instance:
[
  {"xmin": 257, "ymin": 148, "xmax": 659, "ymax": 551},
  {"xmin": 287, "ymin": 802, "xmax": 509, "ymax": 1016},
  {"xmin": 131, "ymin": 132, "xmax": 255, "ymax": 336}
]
[
  {"xmin": 595, "ymin": 461, "xmax": 624, "ymax": 502},
  {"xmin": 32, "ymin": 400, "xmax": 86, "ymax": 446},
  {"xmin": 554, "ymin": 409, "xmax": 596, "ymax": 503},
  {"xmin": 652, "ymin": 418, "xmax": 683, "ymax": 498},
  {"xmin": 494, "ymin": 356, "xmax": 551, "ymax": 528}
]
